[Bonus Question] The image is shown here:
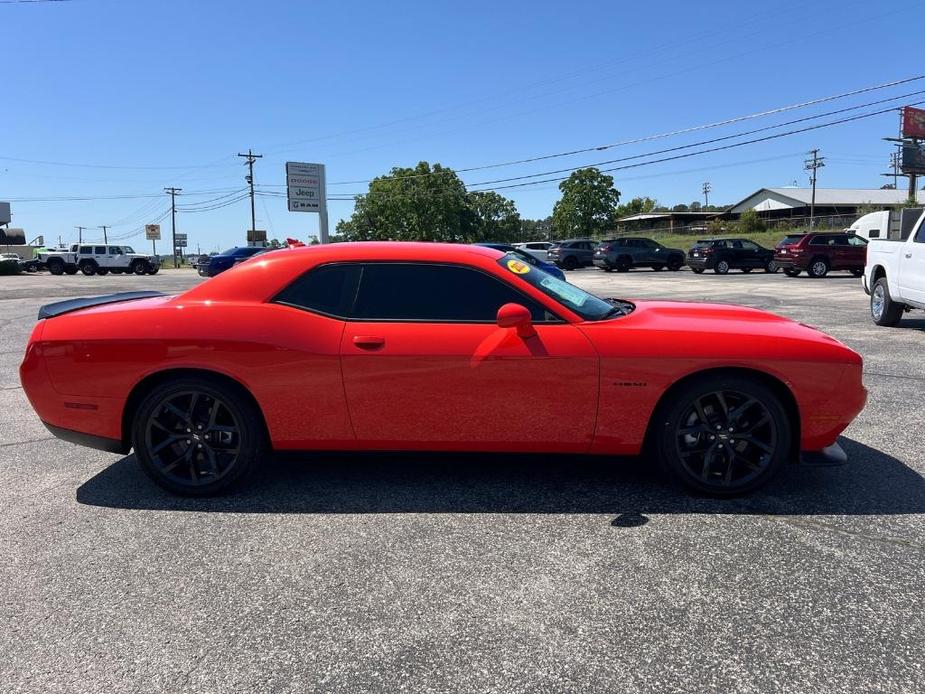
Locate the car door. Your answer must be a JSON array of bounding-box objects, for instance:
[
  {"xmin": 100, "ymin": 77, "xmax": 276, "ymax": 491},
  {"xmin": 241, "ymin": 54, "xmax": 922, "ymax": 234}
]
[
  {"xmin": 898, "ymin": 222, "xmax": 925, "ymax": 303},
  {"xmin": 738, "ymin": 240, "xmax": 761, "ymax": 268},
  {"xmin": 338, "ymin": 262, "xmax": 599, "ymax": 452},
  {"xmin": 845, "ymin": 234, "xmax": 867, "ymax": 270},
  {"xmin": 107, "ymin": 246, "xmax": 125, "ymax": 269}
]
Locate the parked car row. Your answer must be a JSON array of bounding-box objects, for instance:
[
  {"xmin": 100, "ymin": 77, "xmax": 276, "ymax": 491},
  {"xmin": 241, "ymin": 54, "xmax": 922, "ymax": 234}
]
[{"xmin": 518, "ymin": 232, "xmax": 869, "ymax": 279}]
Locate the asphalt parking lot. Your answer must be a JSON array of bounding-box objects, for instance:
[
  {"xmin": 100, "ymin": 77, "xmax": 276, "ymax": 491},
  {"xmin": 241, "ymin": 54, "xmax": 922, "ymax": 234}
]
[{"xmin": 1, "ymin": 267, "xmax": 923, "ymax": 693}]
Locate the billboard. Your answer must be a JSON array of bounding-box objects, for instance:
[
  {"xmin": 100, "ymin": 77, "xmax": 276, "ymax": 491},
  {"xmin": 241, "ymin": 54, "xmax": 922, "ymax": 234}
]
[
  {"xmin": 902, "ymin": 143, "xmax": 925, "ymax": 174},
  {"xmin": 145, "ymin": 224, "xmax": 161, "ymax": 240},
  {"xmin": 902, "ymin": 106, "xmax": 925, "ymax": 139}
]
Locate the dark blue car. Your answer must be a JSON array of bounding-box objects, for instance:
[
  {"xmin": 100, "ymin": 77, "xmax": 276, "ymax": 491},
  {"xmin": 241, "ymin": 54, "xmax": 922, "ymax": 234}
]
[
  {"xmin": 196, "ymin": 246, "xmax": 266, "ymax": 277},
  {"xmin": 474, "ymin": 243, "xmax": 566, "ymax": 281}
]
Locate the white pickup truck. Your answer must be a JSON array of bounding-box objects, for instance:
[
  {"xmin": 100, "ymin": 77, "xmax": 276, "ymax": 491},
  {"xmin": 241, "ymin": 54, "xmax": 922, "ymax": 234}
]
[
  {"xmin": 864, "ymin": 213, "xmax": 925, "ymax": 325},
  {"xmin": 37, "ymin": 244, "xmax": 160, "ymax": 276}
]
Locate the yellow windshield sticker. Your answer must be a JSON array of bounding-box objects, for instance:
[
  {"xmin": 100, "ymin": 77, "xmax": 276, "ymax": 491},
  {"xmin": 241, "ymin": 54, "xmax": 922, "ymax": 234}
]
[{"xmin": 507, "ymin": 259, "xmax": 530, "ymax": 274}]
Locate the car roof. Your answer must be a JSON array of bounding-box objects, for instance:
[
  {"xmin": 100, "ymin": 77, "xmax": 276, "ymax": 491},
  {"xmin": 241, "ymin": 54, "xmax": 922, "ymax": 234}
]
[{"xmin": 182, "ymin": 242, "xmax": 507, "ymax": 304}]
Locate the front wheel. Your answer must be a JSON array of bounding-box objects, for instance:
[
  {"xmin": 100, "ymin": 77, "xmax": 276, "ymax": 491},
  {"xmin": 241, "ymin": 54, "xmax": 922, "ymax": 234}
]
[
  {"xmin": 562, "ymin": 256, "xmax": 579, "ymax": 271},
  {"xmin": 653, "ymin": 376, "xmax": 791, "ymax": 497},
  {"xmin": 871, "ymin": 277, "xmax": 904, "ymax": 327},
  {"xmin": 765, "ymin": 261, "xmax": 779, "ymax": 273},
  {"xmin": 691, "ymin": 268, "xmax": 705, "ymax": 274},
  {"xmin": 667, "ymin": 258, "xmax": 683, "ymax": 271},
  {"xmin": 96, "ymin": 268, "xmax": 109, "ymax": 276},
  {"xmin": 79, "ymin": 261, "xmax": 97, "ymax": 276},
  {"xmin": 132, "ymin": 377, "xmax": 266, "ymax": 496},
  {"xmin": 132, "ymin": 260, "xmax": 148, "ymax": 275},
  {"xmin": 48, "ymin": 259, "xmax": 64, "ymax": 275},
  {"xmin": 146, "ymin": 267, "xmax": 159, "ymax": 275},
  {"xmin": 652, "ymin": 264, "xmax": 664, "ymax": 271}
]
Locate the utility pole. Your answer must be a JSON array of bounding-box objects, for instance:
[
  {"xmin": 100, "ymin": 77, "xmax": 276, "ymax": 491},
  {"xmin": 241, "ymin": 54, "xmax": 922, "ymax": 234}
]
[
  {"xmin": 702, "ymin": 181, "xmax": 711, "ymax": 208},
  {"xmin": 165, "ymin": 187, "xmax": 182, "ymax": 268},
  {"xmin": 98, "ymin": 225, "xmax": 110, "ymax": 244},
  {"xmin": 804, "ymin": 149, "xmax": 825, "ymax": 228},
  {"xmin": 237, "ymin": 149, "xmax": 263, "ymax": 244},
  {"xmin": 74, "ymin": 226, "xmax": 85, "ymax": 244}
]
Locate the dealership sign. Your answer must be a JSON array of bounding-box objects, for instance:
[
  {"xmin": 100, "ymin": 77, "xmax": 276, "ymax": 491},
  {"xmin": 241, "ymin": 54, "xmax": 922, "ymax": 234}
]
[
  {"xmin": 902, "ymin": 106, "xmax": 925, "ymax": 139},
  {"xmin": 145, "ymin": 224, "xmax": 161, "ymax": 241},
  {"xmin": 286, "ymin": 162, "xmax": 326, "ymax": 212}
]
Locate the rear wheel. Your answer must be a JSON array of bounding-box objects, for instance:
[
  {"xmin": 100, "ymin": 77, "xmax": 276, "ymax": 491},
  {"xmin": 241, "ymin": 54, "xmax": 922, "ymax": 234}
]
[
  {"xmin": 714, "ymin": 259, "xmax": 730, "ymax": 275},
  {"xmin": 783, "ymin": 268, "xmax": 801, "ymax": 277},
  {"xmin": 132, "ymin": 377, "xmax": 265, "ymax": 496},
  {"xmin": 96, "ymin": 268, "xmax": 109, "ymax": 276},
  {"xmin": 562, "ymin": 256, "xmax": 579, "ymax": 271},
  {"xmin": 653, "ymin": 376, "xmax": 791, "ymax": 497},
  {"xmin": 691, "ymin": 268, "xmax": 705, "ymax": 274},
  {"xmin": 146, "ymin": 266, "xmax": 159, "ymax": 275},
  {"xmin": 48, "ymin": 259, "xmax": 64, "ymax": 275},
  {"xmin": 850, "ymin": 268, "xmax": 863, "ymax": 277},
  {"xmin": 652, "ymin": 264, "xmax": 664, "ymax": 271},
  {"xmin": 808, "ymin": 258, "xmax": 829, "ymax": 278},
  {"xmin": 870, "ymin": 277, "xmax": 904, "ymax": 327},
  {"xmin": 64, "ymin": 266, "xmax": 78, "ymax": 275},
  {"xmin": 667, "ymin": 257, "xmax": 683, "ymax": 271},
  {"xmin": 614, "ymin": 256, "xmax": 631, "ymax": 272}
]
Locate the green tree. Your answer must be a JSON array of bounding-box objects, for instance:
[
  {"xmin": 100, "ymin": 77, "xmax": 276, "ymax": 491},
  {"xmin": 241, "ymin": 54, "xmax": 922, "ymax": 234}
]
[
  {"xmin": 737, "ymin": 208, "xmax": 767, "ymax": 233},
  {"xmin": 520, "ymin": 216, "xmax": 554, "ymax": 240},
  {"xmin": 671, "ymin": 203, "xmax": 690, "ymax": 212},
  {"xmin": 615, "ymin": 196, "xmax": 657, "ymax": 219},
  {"xmin": 551, "ymin": 168, "xmax": 621, "ymax": 238},
  {"xmin": 336, "ymin": 162, "xmax": 475, "ymax": 242},
  {"xmin": 467, "ymin": 190, "xmax": 521, "ymax": 242}
]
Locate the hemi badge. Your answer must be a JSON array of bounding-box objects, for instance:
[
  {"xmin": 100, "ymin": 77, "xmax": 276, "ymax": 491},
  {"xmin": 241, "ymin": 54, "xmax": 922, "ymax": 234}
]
[{"xmin": 64, "ymin": 402, "xmax": 98, "ymax": 411}]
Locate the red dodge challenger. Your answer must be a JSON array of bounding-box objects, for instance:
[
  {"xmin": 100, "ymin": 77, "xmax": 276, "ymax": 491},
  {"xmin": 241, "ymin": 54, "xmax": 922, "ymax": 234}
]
[{"xmin": 20, "ymin": 243, "xmax": 866, "ymax": 497}]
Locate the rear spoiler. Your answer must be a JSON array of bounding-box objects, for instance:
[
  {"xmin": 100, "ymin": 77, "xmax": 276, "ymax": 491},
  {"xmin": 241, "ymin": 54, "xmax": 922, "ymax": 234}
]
[{"xmin": 38, "ymin": 291, "xmax": 165, "ymax": 320}]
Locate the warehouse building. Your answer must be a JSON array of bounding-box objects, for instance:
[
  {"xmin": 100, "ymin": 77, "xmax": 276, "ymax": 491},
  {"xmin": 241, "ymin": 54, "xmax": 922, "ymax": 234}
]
[{"xmin": 727, "ymin": 187, "xmax": 909, "ymax": 227}]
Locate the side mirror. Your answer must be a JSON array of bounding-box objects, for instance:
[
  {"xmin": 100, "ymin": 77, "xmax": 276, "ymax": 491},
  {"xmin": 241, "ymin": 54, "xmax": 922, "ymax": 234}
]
[{"xmin": 497, "ymin": 303, "xmax": 536, "ymax": 338}]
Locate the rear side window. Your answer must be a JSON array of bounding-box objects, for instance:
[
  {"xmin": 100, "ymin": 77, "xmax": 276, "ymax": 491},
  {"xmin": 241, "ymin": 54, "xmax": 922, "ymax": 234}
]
[
  {"xmin": 810, "ymin": 235, "xmax": 832, "ymax": 246},
  {"xmin": 274, "ymin": 264, "xmax": 362, "ymax": 318},
  {"xmin": 94, "ymin": 246, "xmax": 106, "ymax": 254},
  {"xmin": 353, "ymin": 263, "xmax": 549, "ymax": 322},
  {"xmin": 79, "ymin": 245, "xmax": 92, "ymax": 254}
]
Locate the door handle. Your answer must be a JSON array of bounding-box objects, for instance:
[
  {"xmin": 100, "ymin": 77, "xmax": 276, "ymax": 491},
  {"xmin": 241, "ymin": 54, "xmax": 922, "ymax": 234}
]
[
  {"xmin": 352, "ymin": 335, "xmax": 385, "ymax": 349},
  {"xmin": 905, "ymin": 253, "xmax": 913, "ymax": 258}
]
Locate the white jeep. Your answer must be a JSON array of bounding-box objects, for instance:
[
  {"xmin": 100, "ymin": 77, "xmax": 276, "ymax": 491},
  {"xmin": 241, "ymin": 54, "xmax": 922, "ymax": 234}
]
[{"xmin": 38, "ymin": 244, "xmax": 160, "ymax": 276}]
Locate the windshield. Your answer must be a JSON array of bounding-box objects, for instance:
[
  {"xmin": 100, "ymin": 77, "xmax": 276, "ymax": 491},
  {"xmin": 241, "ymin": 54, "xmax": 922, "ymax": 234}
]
[
  {"xmin": 497, "ymin": 254, "xmax": 630, "ymax": 321},
  {"xmin": 779, "ymin": 235, "xmax": 804, "ymax": 246}
]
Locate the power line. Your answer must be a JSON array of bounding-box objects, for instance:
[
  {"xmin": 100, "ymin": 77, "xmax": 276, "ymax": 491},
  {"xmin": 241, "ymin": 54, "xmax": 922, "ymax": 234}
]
[
  {"xmin": 238, "ymin": 149, "xmax": 262, "ymax": 237},
  {"xmin": 324, "ymin": 75, "xmax": 925, "ymax": 186}
]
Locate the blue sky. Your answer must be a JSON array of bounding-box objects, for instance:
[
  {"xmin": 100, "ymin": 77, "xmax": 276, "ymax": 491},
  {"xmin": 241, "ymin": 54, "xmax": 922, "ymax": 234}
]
[{"xmin": 0, "ymin": 0, "xmax": 917, "ymax": 251}]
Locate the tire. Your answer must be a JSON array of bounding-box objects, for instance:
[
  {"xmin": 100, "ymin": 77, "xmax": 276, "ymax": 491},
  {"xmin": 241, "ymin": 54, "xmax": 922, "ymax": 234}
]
[
  {"xmin": 614, "ymin": 256, "xmax": 631, "ymax": 272},
  {"xmin": 870, "ymin": 277, "xmax": 904, "ymax": 327},
  {"xmin": 652, "ymin": 375, "xmax": 791, "ymax": 497},
  {"xmin": 79, "ymin": 260, "xmax": 97, "ymax": 276},
  {"xmin": 131, "ymin": 260, "xmax": 148, "ymax": 275},
  {"xmin": 48, "ymin": 259, "xmax": 64, "ymax": 276},
  {"xmin": 64, "ymin": 266, "xmax": 78, "ymax": 275},
  {"xmin": 146, "ymin": 267, "xmax": 159, "ymax": 275},
  {"xmin": 602, "ymin": 265, "xmax": 613, "ymax": 272},
  {"xmin": 714, "ymin": 259, "xmax": 730, "ymax": 275},
  {"xmin": 132, "ymin": 377, "xmax": 266, "ymax": 496},
  {"xmin": 765, "ymin": 260, "xmax": 778, "ymax": 273},
  {"xmin": 652, "ymin": 264, "xmax": 664, "ymax": 271},
  {"xmin": 741, "ymin": 267, "xmax": 753, "ymax": 273},
  {"xmin": 111, "ymin": 269, "xmax": 124, "ymax": 275},
  {"xmin": 850, "ymin": 268, "xmax": 863, "ymax": 277},
  {"xmin": 783, "ymin": 268, "xmax": 801, "ymax": 277},
  {"xmin": 691, "ymin": 268, "xmax": 705, "ymax": 274},
  {"xmin": 667, "ymin": 257, "xmax": 683, "ymax": 271},
  {"xmin": 96, "ymin": 268, "xmax": 109, "ymax": 276},
  {"xmin": 808, "ymin": 257, "xmax": 829, "ymax": 278},
  {"xmin": 562, "ymin": 256, "xmax": 579, "ymax": 271}
]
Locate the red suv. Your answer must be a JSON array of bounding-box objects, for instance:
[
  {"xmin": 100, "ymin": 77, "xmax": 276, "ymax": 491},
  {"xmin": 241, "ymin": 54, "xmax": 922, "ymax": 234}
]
[{"xmin": 774, "ymin": 232, "xmax": 867, "ymax": 278}]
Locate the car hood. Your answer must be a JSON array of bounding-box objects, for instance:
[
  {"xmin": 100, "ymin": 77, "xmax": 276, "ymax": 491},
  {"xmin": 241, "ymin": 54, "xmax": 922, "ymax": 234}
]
[{"xmin": 585, "ymin": 299, "xmax": 860, "ymax": 362}]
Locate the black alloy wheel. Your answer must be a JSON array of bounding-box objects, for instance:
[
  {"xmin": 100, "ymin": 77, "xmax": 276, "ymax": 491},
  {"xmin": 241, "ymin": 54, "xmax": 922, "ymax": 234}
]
[
  {"xmin": 654, "ymin": 377, "xmax": 790, "ymax": 496},
  {"xmin": 79, "ymin": 261, "xmax": 97, "ymax": 276},
  {"xmin": 808, "ymin": 258, "xmax": 829, "ymax": 278},
  {"xmin": 765, "ymin": 260, "xmax": 778, "ymax": 273},
  {"xmin": 132, "ymin": 260, "xmax": 148, "ymax": 275},
  {"xmin": 667, "ymin": 257, "xmax": 683, "ymax": 271},
  {"xmin": 133, "ymin": 378, "xmax": 264, "ymax": 496},
  {"xmin": 714, "ymin": 259, "xmax": 730, "ymax": 275}
]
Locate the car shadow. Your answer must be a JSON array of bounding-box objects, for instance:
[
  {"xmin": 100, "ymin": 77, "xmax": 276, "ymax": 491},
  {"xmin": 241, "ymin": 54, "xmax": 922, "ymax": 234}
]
[{"xmin": 75, "ymin": 437, "xmax": 925, "ymax": 517}]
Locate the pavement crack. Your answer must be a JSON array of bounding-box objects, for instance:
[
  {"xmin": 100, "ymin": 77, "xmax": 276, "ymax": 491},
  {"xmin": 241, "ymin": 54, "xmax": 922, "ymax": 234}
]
[
  {"xmin": 0, "ymin": 436, "xmax": 54, "ymax": 449},
  {"xmin": 863, "ymin": 370, "xmax": 925, "ymax": 382},
  {"xmin": 769, "ymin": 516, "xmax": 925, "ymax": 551}
]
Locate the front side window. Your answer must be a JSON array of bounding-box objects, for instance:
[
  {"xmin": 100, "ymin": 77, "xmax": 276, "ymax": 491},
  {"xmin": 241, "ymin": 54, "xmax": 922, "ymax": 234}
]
[
  {"xmin": 810, "ymin": 235, "xmax": 832, "ymax": 246},
  {"xmin": 79, "ymin": 245, "xmax": 92, "ymax": 254},
  {"xmin": 353, "ymin": 263, "xmax": 550, "ymax": 322},
  {"xmin": 109, "ymin": 246, "xmax": 123, "ymax": 255},
  {"xmin": 847, "ymin": 235, "xmax": 868, "ymax": 246}
]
